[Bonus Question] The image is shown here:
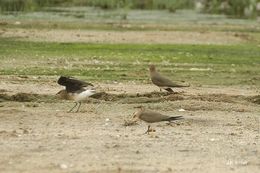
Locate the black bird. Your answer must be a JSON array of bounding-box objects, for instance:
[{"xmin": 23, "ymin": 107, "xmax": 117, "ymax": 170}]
[{"xmin": 57, "ymin": 76, "xmax": 96, "ymax": 112}]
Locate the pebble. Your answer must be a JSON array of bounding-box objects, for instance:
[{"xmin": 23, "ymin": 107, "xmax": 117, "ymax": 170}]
[
  {"xmin": 59, "ymin": 163, "xmax": 68, "ymax": 169},
  {"xmin": 178, "ymin": 108, "xmax": 186, "ymax": 112}
]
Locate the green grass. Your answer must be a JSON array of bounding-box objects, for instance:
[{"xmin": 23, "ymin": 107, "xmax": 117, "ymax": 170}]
[
  {"xmin": 1, "ymin": 8, "xmax": 259, "ymax": 33},
  {"xmin": 0, "ymin": 38, "xmax": 259, "ymax": 86},
  {"xmin": 0, "ymin": 0, "xmax": 194, "ymax": 12}
]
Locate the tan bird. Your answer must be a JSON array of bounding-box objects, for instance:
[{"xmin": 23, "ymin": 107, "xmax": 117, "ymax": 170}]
[
  {"xmin": 149, "ymin": 65, "xmax": 189, "ymax": 93},
  {"xmin": 132, "ymin": 107, "xmax": 183, "ymax": 134}
]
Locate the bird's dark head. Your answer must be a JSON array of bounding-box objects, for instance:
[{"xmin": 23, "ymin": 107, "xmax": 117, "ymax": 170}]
[
  {"xmin": 149, "ymin": 65, "xmax": 156, "ymax": 72},
  {"xmin": 57, "ymin": 76, "xmax": 67, "ymax": 83}
]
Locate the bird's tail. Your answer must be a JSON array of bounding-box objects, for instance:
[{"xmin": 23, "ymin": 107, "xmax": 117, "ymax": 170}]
[
  {"xmin": 165, "ymin": 88, "xmax": 174, "ymax": 92},
  {"xmin": 165, "ymin": 116, "xmax": 183, "ymax": 121},
  {"xmin": 176, "ymin": 82, "xmax": 190, "ymax": 87}
]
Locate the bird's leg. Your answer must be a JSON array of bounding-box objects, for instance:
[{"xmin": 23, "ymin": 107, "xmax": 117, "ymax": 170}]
[
  {"xmin": 75, "ymin": 102, "xmax": 81, "ymax": 112},
  {"xmin": 68, "ymin": 102, "xmax": 78, "ymax": 113},
  {"xmin": 94, "ymin": 100, "xmax": 105, "ymax": 113},
  {"xmin": 144, "ymin": 125, "xmax": 151, "ymax": 135}
]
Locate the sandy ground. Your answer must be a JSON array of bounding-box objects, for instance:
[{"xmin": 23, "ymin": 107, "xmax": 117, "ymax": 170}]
[
  {"xmin": 0, "ymin": 28, "xmax": 249, "ymax": 44},
  {"xmin": 0, "ymin": 12, "xmax": 259, "ymax": 173},
  {"xmin": 0, "ymin": 75, "xmax": 259, "ymax": 173}
]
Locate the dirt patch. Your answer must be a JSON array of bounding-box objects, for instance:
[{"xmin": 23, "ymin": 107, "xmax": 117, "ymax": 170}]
[
  {"xmin": 91, "ymin": 91, "xmax": 169, "ymax": 102},
  {"xmin": 183, "ymin": 93, "xmax": 247, "ymax": 103},
  {"xmin": 0, "ymin": 92, "xmax": 56, "ymax": 102},
  {"xmin": 11, "ymin": 93, "xmax": 40, "ymax": 102},
  {"xmin": 1, "ymin": 91, "xmax": 257, "ymax": 104},
  {"xmin": 247, "ymin": 95, "xmax": 260, "ymax": 104},
  {"xmin": 0, "ymin": 98, "xmax": 259, "ymax": 173},
  {"xmin": 0, "ymin": 80, "xmax": 259, "ymax": 173},
  {"xmin": 1, "ymin": 28, "xmax": 247, "ymax": 44},
  {"xmin": 0, "ymin": 130, "xmax": 19, "ymax": 138}
]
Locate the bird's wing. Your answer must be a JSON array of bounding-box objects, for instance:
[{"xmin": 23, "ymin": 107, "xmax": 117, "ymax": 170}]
[
  {"xmin": 140, "ymin": 110, "xmax": 170, "ymax": 123},
  {"xmin": 152, "ymin": 72, "xmax": 189, "ymax": 87},
  {"xmin": 151, "ymin": 73, "xmax": 179, "ymax": 87},
  {"xmin": 57, "ymin": 76, "xmax": 93, "ymax": 92}
]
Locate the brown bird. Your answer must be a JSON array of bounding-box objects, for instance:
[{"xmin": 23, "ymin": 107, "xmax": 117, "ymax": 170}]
[
  {"xmin": 56, "ymin": 76, "xmax": 96, "ymax": 112},
  {"xmin": 149, "ymin": 65, "xmax": 189, "ymax": 93},
  {"xmin": 132, "ymin": 107, "xmax": 183, "ymax": 134}
]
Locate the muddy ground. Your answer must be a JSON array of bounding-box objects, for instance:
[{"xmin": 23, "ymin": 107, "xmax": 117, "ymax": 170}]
[{"xmin": 0, "ymin": 75, "xmax": 259, "ymax": 173}]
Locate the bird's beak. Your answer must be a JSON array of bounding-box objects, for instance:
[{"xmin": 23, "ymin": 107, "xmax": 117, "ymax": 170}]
[
  {"xmin": 55, "ymin": 90, "xmax": 64, "ymax": 97},
  {"xmin": 91, "ymin": 89, "xmax": 96, "ymax": 93},
  {"xmin": 132, "ymin": 112, "xmax": 139, "ymax": 122},
  {"xmin": 55, "ymin": 91, "xmax": 60, "ymax": 95}
]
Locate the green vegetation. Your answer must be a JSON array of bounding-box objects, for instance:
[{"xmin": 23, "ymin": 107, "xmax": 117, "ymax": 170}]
[
  {"xmin": 0, "ymin": 0, "xmax": 258, "ymax": 18},
  {"xmin": 0, "ymin": 38, "xmax": 259, "ymax": 86},
  {"xmin": 0, "ymin": 0, "xmax": 194, "ymax": 12},
  {"xmin": 203, "ymin": 0, "xmax": 258, "ymax": 18},
  {"xmin": 0, "ymin": 3, "xmax": 259, "ymax": 87}
]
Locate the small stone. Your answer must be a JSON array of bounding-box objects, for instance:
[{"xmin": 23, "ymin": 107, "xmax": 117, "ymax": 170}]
[
  {"xmin": 60, "ymin": 164, "xmax": 68, "ymax": 169},
  {"xmin": 15, "ymin": 21, "xmax": 21, "ymax": 25}
]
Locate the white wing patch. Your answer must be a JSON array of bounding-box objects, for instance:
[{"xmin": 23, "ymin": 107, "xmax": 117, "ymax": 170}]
[{"xmin": 74, "ymin": 89, "xmax": 96, "ymax": 102}]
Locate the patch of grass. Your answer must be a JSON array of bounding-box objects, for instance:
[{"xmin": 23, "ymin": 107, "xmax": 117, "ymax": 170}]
[
  {"xmin": 0, "ymin": 39, "xmax": 259, "ymax": 86},
  {"xmin": 1, "ymin": 9, "xmax": 259, "ymax": 33}
]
